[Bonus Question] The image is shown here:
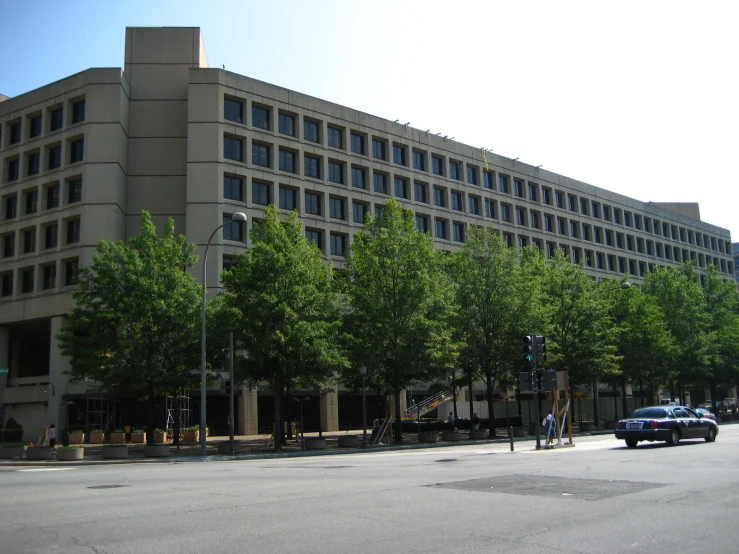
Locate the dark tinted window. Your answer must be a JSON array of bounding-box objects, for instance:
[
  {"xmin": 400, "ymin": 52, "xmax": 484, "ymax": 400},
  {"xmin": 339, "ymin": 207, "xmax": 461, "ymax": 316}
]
[{"xmin": 630, "ymin": 408, "xmax": 667, "ymax": 419}]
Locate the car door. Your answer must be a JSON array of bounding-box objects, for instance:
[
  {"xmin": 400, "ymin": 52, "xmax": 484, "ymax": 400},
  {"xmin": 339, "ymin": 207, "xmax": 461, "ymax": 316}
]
[
  {"xmin": 671, "ymin": 408, "xmax": 693, "ymax": 438},
  {"xmin": 684, "ymin": 407, "xmax": 707, "ymax": 439}
]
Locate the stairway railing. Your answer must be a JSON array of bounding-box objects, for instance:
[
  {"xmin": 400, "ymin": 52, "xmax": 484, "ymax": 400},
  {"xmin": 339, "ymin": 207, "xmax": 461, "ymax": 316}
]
[{"xmin": 406, "ymin": 389, "xmax": 454, "ymax": 419}]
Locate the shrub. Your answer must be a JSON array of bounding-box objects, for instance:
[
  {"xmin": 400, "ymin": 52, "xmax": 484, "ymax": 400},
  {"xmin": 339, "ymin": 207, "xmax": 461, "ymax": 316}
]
[
  {"xmin": 70, "ymin": 429, "xmax": 85, "ymax": 434},
  {"xmin": 133, "ymin": 429, "xmax": 145, "ymax": 433},
  {"xmin": 113, "ymin": 429, "xmax": 124, "ymax": 433},
  {"xmin": 154, "ymin": 428, "xmax": 165, "ymax": 433},
  {"xmin": 3, "ymin": 417, "xmax": 23, "ymax": 442},
  {"xmin": 27, "ymin": 445, "xmax": 51, "ymax": 449},
  {"xmin": 90, "ymin": 429, "xmax": 105, "ymax": 434},
  {"xmin": 103, "ymin": 443, "xmax": 128, "ymax": 447},
  {"xmin": 57, "ymin": 445, "xmax": 82, "ymax": 450}
]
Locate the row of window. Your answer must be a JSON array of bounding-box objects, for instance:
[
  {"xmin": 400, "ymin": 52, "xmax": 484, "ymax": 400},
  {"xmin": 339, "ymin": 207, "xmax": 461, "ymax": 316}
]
[
  {"xmin": 1, "ymin": 216, "xmax": 81, "ymax": 259},
  {"xmin": 1, "ymin": 178, "xmax": 82, "ymax": 221},
  {"xmin": 0, "ymin": 257, "xmax": 79, "ymax": 298},
  {"xmin": 1, "ymin": 137, "xmax": 84, "ymax": 184},
  {"xmin": 1, "ymin": 99, "xmax": 85, "ymax": 150}
]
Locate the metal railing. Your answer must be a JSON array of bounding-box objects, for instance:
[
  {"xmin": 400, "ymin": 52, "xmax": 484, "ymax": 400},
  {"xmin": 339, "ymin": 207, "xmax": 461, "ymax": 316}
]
[{"xmin": 405, "ymin": 389, "xmax": 454, "ymax": 419}]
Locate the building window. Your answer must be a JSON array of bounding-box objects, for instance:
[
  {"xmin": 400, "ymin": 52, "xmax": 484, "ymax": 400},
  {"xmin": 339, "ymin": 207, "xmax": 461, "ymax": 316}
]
[
  {"xmin": 351, "ymin": 167, "xmax": 366, "ymax": 189},
  {"xmin": 557, "ymin": 218, "xmax": 566, "ymax": 235},
  {"xmin": 4, "ymin": 195, "xmax": 17, "ymax": 219},
  {"xmin": 223, "ymin": 215, "xmax": 245, "ymax": 242},
  {"xmin": 224, "ymin": 98, "xmax": 244, "ymax": 123},
  {"xmin": 49, "ymin": 107, "xmax": 63, "ymax": 131},
  {"xmin": 373, "ymin": 139, "xmax": 386, "ymax": 160},
  {"xmin": 9, "ymin": 122, "xmax": 21, "ymax": 144},
  {"xmin": 435, "ymin": 219, "xmax": 448, "ymax": 240},
  {"xmin": 374, "ymin": 172, "xmax": 387, "ymax": 194},
  {"xmin": 23, "ymin": 228, "xmax": 36, "ymax": 253},
  {"xmin": 614, "ymin": 209, "xmax": 622, "ymax": 225},
  {"xmin": 306, "ymin": 230, "xmax": 322, "ymax": 249},
  {"xmin": 451, "ymin": 191, "xmax": 463, "ymax": 211},
  {"xmin": 27, "ymin": 152, "xmax": 40, "ymax": 176},
  {"xmin": 304, "ymin": 155, "xmax": 320, "ymax": 179},
  {"xmin": 434, "ymin": 186, "xmax": 446, "ymax": 207},
  {"xmin": 7, "ymin": 158, "xmax": 19, "ymax": 182},
  {"xmin": 330, "ymin": 234, "xmax": 346, "ymax": 257},
  {"xmin": 328, "ymin": 161, "xmax": 343, "ymax": 184},
  {"xmin": 279, "ymin": 187, "xmax": 297, "ymax": 211},
  {"xmin": 530, "ymin": 212, "xmax": 540, "ymax": 229},
  {"xmin": 485, "ymin": 199, "xmax": 496, "ymax": 219},
  {"xmin": 467, "ymin": 167, "xmax": 478, "ymax": 186},
  {"xmin": 594, "ymin": 227, "xmax": 602, "ymax": 243},
  {"xmin": 624, "ymin": 212, "xmax": 632, "ymax": 227},
  {"xmin": 393, "ymin": 144, "xmax": 406, "ymax": 166},
  {"xmin": 72, "ymin": 100, "xmax": 86, "ymax": 124},
  {"xmin": 449, "ymin": 161, "xmax": 460, "ymax": 181},
  {"xmin": 3, "ymin": 233, "xmax": 14, "ymax": 258},
  {"xmin": 252, "ymin": 143, "xmax": 270, "ymax": 168},
  {"xmin": 224, "ymin": 175, "xmax": 244, "ymax": 201},
  {"xmin": 30, "ymin": 115, "xmax": 42, "ymax": 138},
  {"xmin": 414, "ymin": 182, "xmax": 428, "ymax": 203},
  {"xmin": 567, "ymin": 195, "xmax": 576, "ymax": 212},
  {"xmin": 416, "ymin": 215, "xmax": 429, "ymax": 233},
  {"xmin": 305, "ymin": 192, "xmax": 321, "ymax": 215},
  {"xmin": 432, "ymin": 156, "xmax": 444, "ymax": 176},
  {"xmin": 516, "ymin": 207, "xmax": 526, "ymax": 226},
  {"xmin": 353, "ymin": 201, "xmax": 368, "ymax": 224},
  {"xmin": 469, "ymin": 196, "xmax": 480, "ymax": 215},
  {"xmin": 453, "ymin": 222, "xmax": 465, "ymax": 243},
  {"xmin": 44, "ymin": 223, "xmax": 57, "ymax": 249},
  {"xmin": 514, "ymin": 180, "xmax": 524, "ymax": 197},
  {"xmin": 555, "ymin": 192, "xmax": 564, "ymax": 209},
  {"xmin": 1, "ymin": 272, "xmax": 12, "ymax": 297},
  {"xmin": 483, "ymin": 170, "xmax": 493, "ymax": 189},
  {"xmin": 579, "ymin": 198, "xmax": 588, "ymax": 215},
  {"xmin": 252, "ymin": 181, "xmax": 270, "ymax": 205},
  {"xmin": 528, "ymin": 184, "xmax": 537, "ymax": 201},
  {"xmin": 603, "ymin": 205, "xmax": 611, "ymax": 222},
  {"xmin": 351, "ymin": 132, "xmax": 365, "ymax": 155},
  {"xmin": 42, "ymin": 264, "xmax": 56, "ymax": 290},
  {"xmin": 224, "ymin": 136, "xmax": 243, "ymax": 162},
  {"xmin": 394, "ymin": 177, "xmax": 408, "ymax": 199},
  {"xmin": 327, "ymin": 126, "xmax": 342, "ymax": 148},
  {"xmin": 304, "ymin": 120, "xmax": 320, "ymax": 143},
  {"xmin": 542, "ymin": 188, "xmax": 551, "ymax": 205},
  {"xmin": 544, "ymin": 214, "xmax": 553, "ymax": 232},
  {"xmin": 252, "ymin": 106, "xmax": 270, "ymax": 130},
  {"xmin": 68, "ymin": 179, "xmax": 82, "ymax": 204},
  {"xmin": 501, "ymin": 204, "xmax": 511, "ymax": 223},
  {"xmin": 21, "ymin": 267, "xmax": 34, "ymax": 294},
  {"xmin": 64, "ymin": 259, "xmax": 79, "ymax": 286},
  {"xmin": 222, "ymin": 255, "xmax": 237, "ymax": 272},
  {"xmin": 66, "ymin": 219, "xmax": 80, "ymax": 244},
  {"xmin": 569, "ymin": 221, "xmax": 578, "ymax": 238},
  {"xmin": 413, "ymin": 150, "xmax": 425, "ymax": 171},
  {"xmin": 47, "ymin": 145, "xmax": 62, "ymax": 170},
  {"xmin": 279, "ymin": 149, "xmax": 295, "ymax": 173},
  {"xmin": 329, "ymin": 197, "xmax": 345, "ymax": 220},
  {"xmin": 69, "ymin": 139, "xmax": 84, "ymax": 163},
  {"xmin": 499, "ymin": 175, "xmax": 509, "ymax": 194}
]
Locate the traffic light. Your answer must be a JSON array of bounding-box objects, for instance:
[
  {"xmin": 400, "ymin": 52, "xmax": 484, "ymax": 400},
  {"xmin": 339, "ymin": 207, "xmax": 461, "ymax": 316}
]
[
  {"xmin": 519, "ymin": 371, "xmax": 534, "ymax": 391},
  {"xmin": 535, "ymin": 335, "xmax": 547, "ymax": 364},
  {"xmin": 523, "ymin": 334, "xmax": 535, "ymax": 364}
]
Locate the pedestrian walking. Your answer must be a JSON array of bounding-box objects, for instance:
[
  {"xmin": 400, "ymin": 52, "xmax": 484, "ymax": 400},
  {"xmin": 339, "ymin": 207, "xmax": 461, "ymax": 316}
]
[
  {"xmin": 472, "ymin": 413, "xmax": 480, "ymax": 431},
  {"xmin": 447, "ymin": 412, "xmax": 454, "ymax": 431},
  {"xmin": 48, "ymin": 424, "xmax": 57, "ymax": 448},
  {"xmin": 543, "ymin": 411, "xmax": 556, "ymax": 444}
]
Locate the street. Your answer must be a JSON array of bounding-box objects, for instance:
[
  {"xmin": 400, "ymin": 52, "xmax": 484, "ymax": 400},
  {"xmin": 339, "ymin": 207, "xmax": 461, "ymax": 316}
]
[{"xmin": 2, "ymin": 427, "xmax": 738, "ymax": 553}]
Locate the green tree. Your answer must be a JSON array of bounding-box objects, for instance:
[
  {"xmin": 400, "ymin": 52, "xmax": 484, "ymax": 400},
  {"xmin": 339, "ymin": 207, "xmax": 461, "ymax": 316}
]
[
  {"xmin": 57, "ymin": 211, "xmax": 201, "ymax": 443},
  {"xmin": 344, "ymin": 199, "xmax": 455, "ymax": 444},
  {"xmin": 221, "ymin": 206, "xmax": 347, "ymax": 450}
]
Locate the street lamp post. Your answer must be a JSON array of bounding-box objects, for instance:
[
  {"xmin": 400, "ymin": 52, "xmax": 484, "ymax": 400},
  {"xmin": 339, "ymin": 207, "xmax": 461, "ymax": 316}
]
[
  {"xmin": 359, "ymin": 364, "xmax": 369, "ymax": 448},
  {"xmin": 200, "ymin": 212, "xmax": 247, "ymax": 456}
]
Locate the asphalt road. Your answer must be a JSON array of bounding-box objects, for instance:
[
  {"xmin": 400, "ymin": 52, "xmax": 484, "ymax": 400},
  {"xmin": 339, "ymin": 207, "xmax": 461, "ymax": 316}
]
[{"xmin": 2, "ymin": 427, "xmax": 738, "ymax": 554}]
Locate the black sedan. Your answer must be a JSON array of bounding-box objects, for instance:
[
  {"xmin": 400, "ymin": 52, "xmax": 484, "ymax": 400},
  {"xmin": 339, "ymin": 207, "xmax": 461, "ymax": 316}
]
[{"xmin": 615, "ymin": 405, "xmax": 718, "ymax": 448}]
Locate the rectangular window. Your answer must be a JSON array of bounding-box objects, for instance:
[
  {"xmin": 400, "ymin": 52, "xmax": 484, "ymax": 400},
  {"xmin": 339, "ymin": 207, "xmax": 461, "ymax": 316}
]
[
  {"xmin": 373, "ymin": 139, "xmax": 386, "ymax": 160},
  {"xmin": 224, "ymin": 136, "xmax": 243, "ymax": 161},
  {"xmin": 605, "ymin": 230, "xmax": 613, "ymax": 246},
  {"xmin": 72, "ymin": 100, "xmax": 86, "ymax": 124},
  {"xmin": 328, "ymin": 126, "xmax": 342, "ymax": 148},
  {"xmin": 330, "ymin": 234, "xmax": 346, "ymax": 256},
  {"xmin": 499, "ymin": 175, "xmax": 509, "ymax": 194},
  {"xmin": 9, "ymin": 122, "xmax": 21, "ymax": 144},
  {"xmin": 23, "ymin": 228, "xmax": 36, "ymax": 254},
  {"xmin": 7, "ymin": 158, "xmax": 19, "ymax": 182},
  {"xmin": 1, "ymin": 272, "xmax": 12, "ymax": 297},
  {"xmin": 279, "ymin": 187, "xmax": 296, "ymax": 211},
  {"xmin": 351, "ymin": 133, "xmax": 365, "ymax": 155},
  {"xmin": 614, "ymin": 209, "xmax": 622, "ymax": 225},
  {"xmin": 69, "ymin": 139, "xmax": 84, "ymax": 163},
  {"xmin": 557, "ymin": 218, "xmax": 566, "ymax": 235},
  {"xmin": 451, "ymin": 191, "xmax": 463, "ymax": 211},
  {"xmin": 4, "ymin": 195, "xmax": 17, "ymax": 219},
  {"xmin": 352, "ymin": 201, "xmax": 368, "ymax": 224},
  {"xmin": 603, "ymin": 205, "xmax": 611, "ymax": 221},
  {"xmin": 30, "ymin": 115, "xmax": 42, "ymax": 138},
  {"xmin": 485, "ymin": 199, "xmax": 496, "ymax": 219},
  {"xmin": 530, "ymin": 212, "xmax": 539, "ymax": 229},
  {"xmin": 48, "ymin": 145, "xmax": 62, "ymax": 170},
  {"xmin": 514, "ymin": 180, "xmax": 524, "ymax": 197},
  {"xmin": 453, "ymin": 222, "xmax": 465, "ymax": 243},
  {"xmin": 394, "ymin": 177, "xmax": 408, "ymax": 199},
  {"xmin": 252, "ymin": 106, "xmax": 270, "ymax": 130},
  {"xmin": 483, "ymin": 170, "xmax": 493, "ymax": 189},
  {"xmin": 580, "ymin": 198, "xmax": 588, "ymax": 215},
  {"xmin": 591, "ymin": 202, "xmax": 600, "ymax": 218},
  {"xmin": 27, "ymin": 152, "xmax": 40, "ymax": 176},
  {"xmin": 435, "ymin": 219, "xmax": 448, "ymax": 240},
  {"xmin": 279, "ymin": 149, "xmax": 295, "ymax": 173},
  {"xmin": 516, "ymin": 207, "xmax": 525, "ymax": 226},
  {"xmin": 279, "ymin": 113, "xmax": 295, "ymax": 136},
  {"xmin": 416, "ymin": 215, "xmax": 429, "ymax": 233},
  {"xmin": 467, "ymin": 166, "xmax": 477, "ymax": 185},
  {"xmin": 555, "ymin": 192, "xmax": 564, "ymax": 209},
  {"xmin": 3, "ymin": 234, "xmax": 14, "ymax": 258},
  {"xmin": 306, "ymin": 230, "xmax": 321, "ymax": 248},
  {"xmin": 434, "ymin": 187, "xmax": 446, "ymax": 208},
  {"xmin": 624, "ymin": 212, "xmax": 632, "ymax": 227},
  {"xmin": 252, "ymin": 181, "xmax": 270, "ymax": 205},
  {"xmin": 393, "ymin": 145, "xmax": 406, "ymax": 166},
  {"xmin": 329, "ymin": 197, "xmax": 345, "ymax": 220},
  {"xmin": 66, "ymin": 219, "xmax": 80, "ymax": 244},
  {"xmin": 25, "ymin": 190, "xmax": 38, "ymax": 214},
  {"xmin": 222, "ymin": 215, "xmax": 245, "ymax": 242},
  {"xmin": 449, "ymin": 161, "xmax": 460, "ymax": 181},
  {"xmin": 544, "ymin": 214, "xmax": 553, "ymax": 232},
  {"xmin": 328, "ymin": 162, "xmax": 343, "ymax": 184},
  {"xmin": 304, "ymin": 155, "xmax": 320, "ymax": 179},
  {"xmin": 374, "ymin": 172, "xmax": 387, "ymax": 194},
  {"xmin": 68, "ymin": 179, "xmax": 82, "ymax": 203},
  {"xmin": 252, "ymin": 143, "xmax": 270, "ymax": 168},
  {"xmin": 616, "ymin": 233, "xmax": 623, "ymax": 249},
  {"xmin": 50, "ymin": 108, "xmax": 64, "ymax": 131},
  {"xmin": 224, "ymin": 175, "xmax": 244, "ymax": 201},
  {"xmin": 65, "ymin": 259, "xmax": 79, "ymax": 286},
  {"xmin": 305, "ymin": 192, "xmax": 321, "ymax": 215},
  {"xmin": 569, "ymin": 221, "xmax": 579, "ymax": 238},
  {"xmin": 432, "ymin": 156, "xmax": 443, "ymax": 176},
  {"xmin": 44, "ymin": 224, "xmax": 57, "ymax": 249},
  {"xmin": 413, "ymin": 150, "xmax": 425, "ymax": 171},
  {"xmin": 528, "ymin": 184, "xmax": 537, "ymax": 201},
  {"xmin": 568, "ymin": 195, "xmax": 576, "ymax": 212},
  {"xmin": 43, "ymin": 264, "xmax": 56, "ymax": 290},
  {"xmin": 415, "ymin": 182, "xmax": 428, "ymax": 203},
  {"xmin": 21, "ymin": 267, "xmax": 34, "ymax": 294},
  {"xmin": 501, "ymin": 204, "xmax": 511, "ymax": 223},
  {"xmin": 224, "ymin": 98, "xmax": 244, "ymax": 123},
  {"xmin": 594, "ymin": 227, "xmax": 602, "ymax": 243},
  {"xmin": 469, "ymin": 196, "xmax": 480, "ymax": 215},
  {"xmin": 582, "ymin": 225, "xmax": 590, "ymax": 241},
  {"xmin": 304, "ymin": 120, "xmax": 320, "ymax": 143},
  {"xmin": 351, "ymin": 167, "xmax": 366, "ymax": 189}
]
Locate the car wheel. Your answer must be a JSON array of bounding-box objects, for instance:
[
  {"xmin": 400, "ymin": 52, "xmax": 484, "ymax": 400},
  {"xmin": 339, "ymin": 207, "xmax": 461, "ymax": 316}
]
[
  {"xmin": 666, "ymin": 429, "xmax": 680, "ymax": 446},
  {"xmin": 705, "ymin": 427, "xmax": 716, "ymax": 443},
  {"xmin": 625, "ymin": 439, "xmax": 638, "ymax": 448}
]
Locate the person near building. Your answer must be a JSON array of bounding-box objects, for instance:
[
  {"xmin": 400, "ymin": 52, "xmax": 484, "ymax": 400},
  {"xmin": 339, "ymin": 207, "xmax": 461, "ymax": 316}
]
[
  {"xmin": 472, "ymin": 413, "xmax": 480, "ymax": 431},
  {"xmin": 447, "ymin": 412, "xmax": 454, "ymax": 431},
  {"xmin": 48, "ymin": 424, "xmax": 57, "ymax": 448},
  {"xmin": 543, "ymin": 411, "xmax": 556, "ymax": 444}
]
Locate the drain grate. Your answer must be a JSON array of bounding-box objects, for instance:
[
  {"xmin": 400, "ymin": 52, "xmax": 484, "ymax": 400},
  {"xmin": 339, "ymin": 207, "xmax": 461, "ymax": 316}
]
[{"xmin": 88, "ymin": 485, "xmax": 129, "ymax": 489}]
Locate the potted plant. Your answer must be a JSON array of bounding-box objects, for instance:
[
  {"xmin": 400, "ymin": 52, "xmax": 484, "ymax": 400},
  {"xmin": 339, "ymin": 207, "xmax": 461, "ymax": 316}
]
[
  {"xmin": 181, "ymin": 426, "xmax": 199, "ymax": 443},
  {"xmin": 3, "ymin": 417, "xmax": 23, "ymax": 442},
  {"xmin": 68, "ymin": 430, "xmax": 85, "ymax": 444},
  {"xmin": 337, "ymin": 435, "xmax": 360, "ymax": 448},
  {"xmin": 131, "ymin": 429, "xmax": 146, "ymax": 444},
  {"xmin": 110, "ymin": 429, "xmax": 126, "ymax": 443},
  {"xmin": 26, "ymin": 445, "xmax": 54, "ymax": 460},
  {"xmin": 89, "ymin": 429, "xmax": 105, "ymax": 444},
  {"xmin": 579, "ymin": 421, "xmax": 595, "ymax": 432},
  {"xmin": 470, "ymin": 428, "xmax": 489, "ymax": 440},
  {"xmin": 441, "ymin": 429, "xmax": 460, "ymax": 441},
  {"xmin": 153, "ymin": 428, "xmax": 168, "ymax": 443},
  {"xmin": 56, "ymin": 445, "xmax": 84, "ymax": 461},
  {"xmin": 420, "ymin": 432, "xmax": 439, "ymax": 443},
  {"xmin": 101, "ymin": 443, "xmax": 128, "ymax": 459}
]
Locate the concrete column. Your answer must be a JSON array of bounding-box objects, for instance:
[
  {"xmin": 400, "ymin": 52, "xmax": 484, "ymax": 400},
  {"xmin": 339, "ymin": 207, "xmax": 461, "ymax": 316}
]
[
  {"xmin": 49, "ymin": 316, "xmax": 72, "ymax": 428},
  {"xmin": 684, "ymin": 391, "xmax": 691, "ymax": 407},
  {"xmin": 729, "ymin": 387, "xmax": 737, "ymax": 399},
  {"xmin": 237, "ymin": 386, "xmax": 258, "ymax": 435},
  {"xmin": 320, "ymin": 390, "xmax": 339, "ymax": 432}
]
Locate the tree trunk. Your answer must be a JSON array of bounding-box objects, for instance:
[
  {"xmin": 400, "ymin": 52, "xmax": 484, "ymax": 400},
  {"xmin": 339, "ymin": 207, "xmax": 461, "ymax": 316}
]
[
  {"xmin": 467, "ymin": 372, "xmax": 474, "ymax": 423},
  {"xmin": 146, "ymin": 382, "xmax": 156, "ymax": 445},
  {"xmin": 174, "ymin": 391, "xmax": 181, "ymax": 449},
  {"xmin": 452, "ymin": 375, "xmax": 458, "ymax": 419},
  {"xmin": 286, "ymin": 391, "xmax": 293, "ymax": 440},
  {"xmin": 272, "ymin": 377, "xmax": 283, "ymax": 451},
  {"xmin": 393, "ymin": 388, "xmax": 403, "ymax": 445},
  {"xmin": 486, "ymin": 373, "xmax": 496, "ymax": 437}
]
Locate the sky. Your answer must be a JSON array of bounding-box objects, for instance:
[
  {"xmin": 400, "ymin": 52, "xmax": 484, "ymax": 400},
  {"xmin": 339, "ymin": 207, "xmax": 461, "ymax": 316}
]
[{"xmin": 1, "ymin": 0, "xmax": 737, "ymax": 240}]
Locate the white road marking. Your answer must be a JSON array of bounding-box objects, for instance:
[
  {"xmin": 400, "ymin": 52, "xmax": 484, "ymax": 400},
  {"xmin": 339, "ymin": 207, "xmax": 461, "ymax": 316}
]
[{"xmin": 19, "ymin": 468, "xmax": 76, "ymax": 472}]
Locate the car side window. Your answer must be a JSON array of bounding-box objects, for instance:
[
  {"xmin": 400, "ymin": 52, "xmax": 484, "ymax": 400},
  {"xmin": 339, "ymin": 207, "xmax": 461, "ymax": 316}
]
[
  {"xmin": 666, "ymin": 410, "xmax": 676, "ymax": 419},
  {"xmin": 673, "ymin": 408, "xmax": 687, "ymax": 418},
  {"xmin": 684, "ymin": 408, "xmax": 699, "ymax": 419}
]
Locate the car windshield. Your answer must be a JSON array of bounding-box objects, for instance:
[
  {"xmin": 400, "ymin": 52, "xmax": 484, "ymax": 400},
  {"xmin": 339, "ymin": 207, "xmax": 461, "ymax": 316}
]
[{"xmin": 630, "ymin": 408, "xmax": 667, "ymax": 419}]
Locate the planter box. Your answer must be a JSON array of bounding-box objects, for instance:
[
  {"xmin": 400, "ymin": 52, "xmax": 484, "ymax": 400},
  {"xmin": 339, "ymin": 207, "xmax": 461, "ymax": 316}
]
[
  {"xmin": 102, "ymin": 445, "xmax": 128, "ymax": 459},
  {"xmin": 131, "ymin": 433, "xmax": 146, "ymax": 444},
  {"xmin": 513, "ymin": 426, "xmax": 527, "ymax": 437},
  {"xmin": 337, "ymin": 435, "xmax": 360, "ymax": 448},
  {"xmin": 56, "ymin": 447, "xmax": 84, "ymax": 461},
  {"xmin": 217, "ymin": 441, "xmax": 243, "ymax": 454},
  {"xmin": 420, "ymin": 434, "xmax": 439, "ymax": 443},
  {"xmin": 89, "ymin": 433, "xmax": 105, "ymax": 444},
  {"xmin": 110, "ymin": 433, "xmax": 126, "ymax": 444},
  {"xmin": 469, "ymin": 429, "xmax": 489, "ymax": 440},
  {"xmin": 68, "ymin": 433, "xmax": 85, "ymax": 445},
  {"xmin": 441, "ymin": 431, "xmax": 460, "ymax": 441},
  {"xmin": 153, "ymin": 432, "xmax": 168, "ymax": 443},
  {"xmin": 181, "ymin": 431, "xmax": 199, "ymax": 443},
  {"xmin": 26, "ymin": 447, "xmax": 54, "ymax": 460},
  {"xmin": 0, "ymin": 446, "xmax": 25, "ymax": 459},
  {"xmin": 579, "ymin": 422, "xmax": 595, "ymax": 432},
  {"xmin": 304, "ymin": 438, "xmax": 326, "ymax": 450},
  {"xmin": 144, "ymin": 444, "xmax": 170, "ymax": 458}
]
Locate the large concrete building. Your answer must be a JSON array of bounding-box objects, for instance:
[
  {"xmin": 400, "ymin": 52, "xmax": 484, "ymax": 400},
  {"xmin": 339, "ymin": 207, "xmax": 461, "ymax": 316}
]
[{"xmin": 0, "ymin": 27, "xmax": 734, "ymax": 441}]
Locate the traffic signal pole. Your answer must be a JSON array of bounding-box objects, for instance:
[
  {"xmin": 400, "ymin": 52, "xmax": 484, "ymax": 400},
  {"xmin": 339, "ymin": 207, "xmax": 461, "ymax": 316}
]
[{"xmin": 524, "ymin": 334, "xmax": 542, "ymax": 450}]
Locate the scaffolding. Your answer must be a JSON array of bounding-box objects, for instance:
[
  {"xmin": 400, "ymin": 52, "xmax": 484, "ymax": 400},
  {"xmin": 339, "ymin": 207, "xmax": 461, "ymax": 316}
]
[
  {"xmin": 85, "ymin": 393, "xmax": 120, "ymax": 435},
  {"xmin": 165, "ymin": 391, "xmax": 191, "ymax": 439}
]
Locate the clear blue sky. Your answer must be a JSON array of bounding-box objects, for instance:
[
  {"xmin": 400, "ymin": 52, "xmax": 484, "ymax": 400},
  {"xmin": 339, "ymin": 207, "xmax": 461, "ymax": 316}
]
[{"xmin": 1, "ymin": 0, "xmax": 737, "ymax": 241}]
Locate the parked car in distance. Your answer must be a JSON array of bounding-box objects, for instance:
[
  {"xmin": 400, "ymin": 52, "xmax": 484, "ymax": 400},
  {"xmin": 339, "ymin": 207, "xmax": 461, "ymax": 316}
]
[
  {"xmin": 615, "ymin": 405, "xmax": 718, "ymax": 448},
  {"xmin": 695, "ymin": 408, "xmax": 717, "ymax": 421}
]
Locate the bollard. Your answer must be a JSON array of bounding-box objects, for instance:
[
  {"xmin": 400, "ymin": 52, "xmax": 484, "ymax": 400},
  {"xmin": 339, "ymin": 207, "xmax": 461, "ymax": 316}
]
[{"xmin": 509, "ymin": 425, "xmax": 514, "ymax": 451}]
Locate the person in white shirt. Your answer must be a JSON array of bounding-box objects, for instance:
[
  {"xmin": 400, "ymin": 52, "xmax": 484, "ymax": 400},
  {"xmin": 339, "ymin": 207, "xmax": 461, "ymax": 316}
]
[{"xmin": 48, "ymin": 423, "xmax": 57, "ymax": 448}]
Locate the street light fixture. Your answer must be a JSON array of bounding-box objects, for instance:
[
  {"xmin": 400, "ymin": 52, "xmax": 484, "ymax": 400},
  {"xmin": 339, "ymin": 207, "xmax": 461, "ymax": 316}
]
[
  {"xmin": 359, "ymin": 364, "xmax": 369, "ymax": 448},
  {"xmin": 200, "ymin": 212, "xmax": 247, "ymax": 456}
]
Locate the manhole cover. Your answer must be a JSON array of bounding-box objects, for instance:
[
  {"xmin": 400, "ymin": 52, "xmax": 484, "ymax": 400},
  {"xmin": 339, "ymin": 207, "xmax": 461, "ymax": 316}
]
[
  {"xmin": 88, "ymin": 485, "xmax": 129, "ymax": 489},
  {"xmin": 435, "ymin": 459, "xmax": 458, "ymax": 463}
]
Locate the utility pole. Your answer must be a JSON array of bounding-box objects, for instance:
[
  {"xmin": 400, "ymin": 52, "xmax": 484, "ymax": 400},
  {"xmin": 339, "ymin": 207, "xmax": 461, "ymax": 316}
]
[{"xmin": 228, "ymin": 331, "xmax": 235, "ymax": 455}]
